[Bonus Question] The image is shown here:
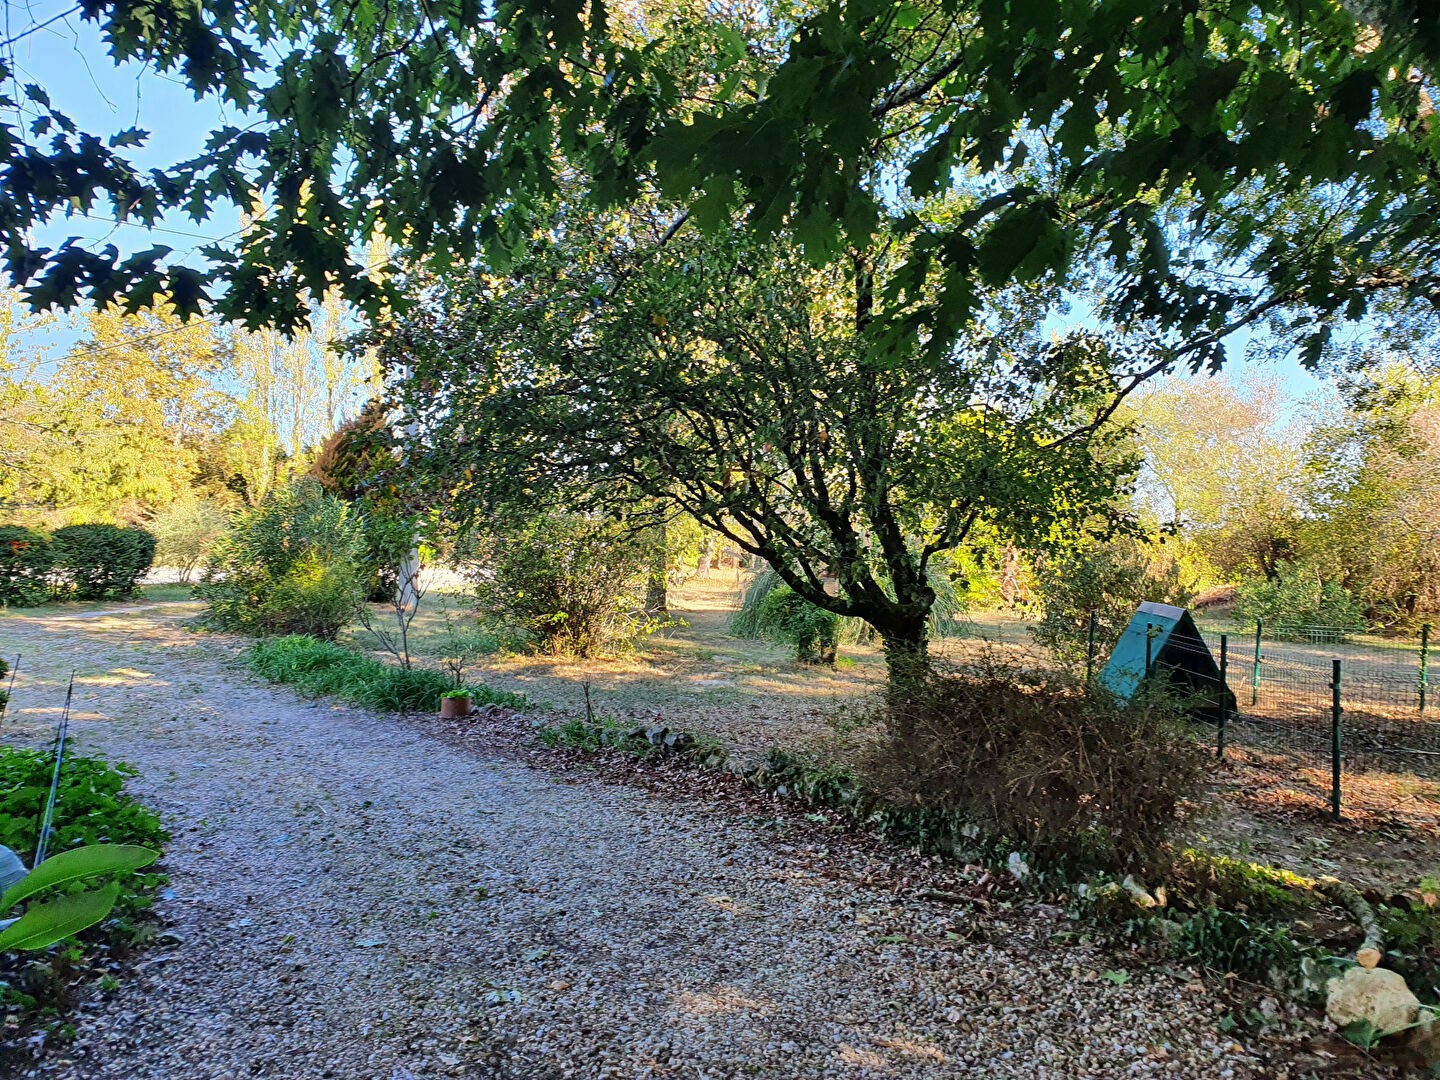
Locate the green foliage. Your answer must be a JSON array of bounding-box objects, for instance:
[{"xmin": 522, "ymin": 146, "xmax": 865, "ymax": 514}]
[
  {"xmin": 196, "ymin": 479, "xmax": 364, "ymax": 640},
  {"xmin": 49, "ymin": 524, "xmax": 156, "ymax": 601},
  {"xmin": 729, "ymin": 570, "xmax": 782, "ymax": 638},
  {"xmin": 0, "ymin": 747, "xmax": 168, "ymax": 938},
  {"xmin": 1028, "ymin": 537, "xmax": 1193, "ymax": 669},
  {"xmin": 538, "ymin": 717, "xmax": 650, "ymax": 754},
  {"xmin": 1174, "ymin": 908, "xmax": 1300, "ymax": 982},
  {"xmin": 8, "ymin": 0, "xmax": 1437, "ymax": 394},
  {"xmin": 0, "ymin": 845, "xmax": 160, "ymax": 952},
  {"xmin": 755, "ymin": 584, "xmax": 838, "ymax": 664},
  {"xmin": 471, "ymin": 514, "xmax": 664, "ymax": 658},
  {"xmin": 1234, "ymin": 559, "xmax": 1366, "ymax": 631},
  {"xmin": 148, "ymin": 501, "xmax": 230, "ymax": 584},
  {"xmin": 0, "ymin": 525, "xmax": 52, "ymax": 607},
  {"xmin": 1376, "ymin": 902, "xmax": 1440, "ymax": 1006},
  {"xmin": 1163, "ymin": 850, "xmax": 1308, "ymax": 918},
  {"xmin": 245, "ymin": 634, "xmax": 526, "ymax": 713}
]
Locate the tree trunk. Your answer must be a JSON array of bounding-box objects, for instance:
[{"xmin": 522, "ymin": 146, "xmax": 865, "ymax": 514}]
[
  {"xmin": 646, "ymin": 530, "xmax": 669, "ymax": 618},
  {"xmin": 873, "ymin": 613, "xmax": 928, "ymax": 747}
]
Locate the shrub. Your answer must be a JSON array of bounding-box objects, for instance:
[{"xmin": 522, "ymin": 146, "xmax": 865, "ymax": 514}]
[
  {"xmin": 0, "ymin": 749, "xmax": 168, "ymax": 921},
  {"xmin": 756, "ymin": 584, "xmax": 839, "ymax": 664},
  {"xmin": 196, "ymin": 479, "xmax": 365, "ymax": 640},
  {"xmin": 471, "ymin": 513, "xmax": 662, "ymax": 657},
  {"xmin": 148, "ymin": 501, "xmax": 231, "ymax": 583},
  {"xmin": 1028, "ymin": 537, "xmax": 1193, "ymax": 670},
  {"xmin": 0, "ymin": 525, "xmax": 52, "ymax": 607},
  {"xmin": 50, "ymin": 524, "xmax": 156, "ymax": 600},
  {"xmin": 732, "ymin": 565, "xmax": 964, "ymax": 651},
  {"xmin": 860, "ymin": 661, "xmax": 1211, "ymax": 873},
  {"xmin": 245, "ymin": 634, "xmax": 526, "ymax": 712},
  {"xmin": 1234, "ymin": 559, "xmax": 1366, "ymax": 631}
]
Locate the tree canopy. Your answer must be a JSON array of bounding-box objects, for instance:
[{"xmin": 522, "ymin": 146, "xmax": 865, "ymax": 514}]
[{"xmin": 4, "ymin": 0, "xmax": 1438, "ymax": 372}]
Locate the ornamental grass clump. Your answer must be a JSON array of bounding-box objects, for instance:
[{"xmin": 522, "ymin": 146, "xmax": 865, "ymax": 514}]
[{"xmin": 861, "ymin": 659, "xmax": 1211, "ymax": 874}]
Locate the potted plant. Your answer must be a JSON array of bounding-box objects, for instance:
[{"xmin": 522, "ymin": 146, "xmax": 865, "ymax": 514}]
[{"xmin": 439, "ymin": 688, "xmax": 473, "ymax": 719}]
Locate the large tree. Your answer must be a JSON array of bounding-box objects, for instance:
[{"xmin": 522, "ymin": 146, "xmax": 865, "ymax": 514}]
[
  {"xmin": 2, "ymin": 0, "xmax": 1437, "ymax": 377},
  {"xmin": 378, "ymin": 208, "xmax": 1139, "ymax": 683}
]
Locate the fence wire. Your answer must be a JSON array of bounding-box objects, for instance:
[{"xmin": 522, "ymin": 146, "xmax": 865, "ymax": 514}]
[{"xmin": 1195, "ymin": 622, "xmax": 1440, "ymax": 825}]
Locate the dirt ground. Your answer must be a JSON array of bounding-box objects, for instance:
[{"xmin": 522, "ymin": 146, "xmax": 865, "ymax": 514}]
[{"xmin": 332, "ymin": 575, "xmax": 1440, "ymax": 893}]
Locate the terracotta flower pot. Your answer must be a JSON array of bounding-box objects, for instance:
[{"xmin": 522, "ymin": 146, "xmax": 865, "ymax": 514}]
[{"xmin": 439, "ymin": 695, "xmax": 472, "ymax": 719}]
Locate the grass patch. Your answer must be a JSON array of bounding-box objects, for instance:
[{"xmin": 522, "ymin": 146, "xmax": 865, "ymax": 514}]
[{"xmin": 246, "ymin": 635, "xmax": 527, "ymax": 713}]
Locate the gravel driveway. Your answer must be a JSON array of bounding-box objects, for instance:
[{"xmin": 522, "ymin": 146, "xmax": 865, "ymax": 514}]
[{"xmin": 0, "ymin": 604, "xmax": 1311, "ymax": 1078}]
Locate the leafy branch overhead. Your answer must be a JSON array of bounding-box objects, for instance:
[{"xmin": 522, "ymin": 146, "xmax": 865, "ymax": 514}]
[{"xmin": 2, "ymin": 0, "xmax": 1438, "ymax": 367}]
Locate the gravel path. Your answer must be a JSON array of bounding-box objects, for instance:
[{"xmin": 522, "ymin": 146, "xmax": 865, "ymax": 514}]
[{"xmin": 0, "ymin": 604, "xmax": 1314, "ymax": 1078}]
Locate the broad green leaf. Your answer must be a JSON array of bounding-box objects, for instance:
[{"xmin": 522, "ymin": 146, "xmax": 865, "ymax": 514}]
[
  {"xmin": 0, "ymin": 844, "xmax": 158, "ymax": 911},
  {"xmin": 0, "ymin": 883, "xmax": 121, "ymax": 951},
  {"xmin": 0, "ymin": 846, "xmax": 26, "ymax": 895}
]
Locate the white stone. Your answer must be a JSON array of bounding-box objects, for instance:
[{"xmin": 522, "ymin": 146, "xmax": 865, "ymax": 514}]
[{"xmin": 1326, "ymin": 965, "xmax": 1421, "ymax": 1035}]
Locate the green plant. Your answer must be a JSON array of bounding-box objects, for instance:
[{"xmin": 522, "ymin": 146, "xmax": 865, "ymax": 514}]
[
  {"xmin": 0, "ymin": 844, "xmax": 160, "ymax": 952},
  {"xmin": 435, "ymin": 608, "xmax": 496, "ymax": 687},
  {"xmin": 441, "ymin": 689, "xmax": 472, "ymax": 700},
  {"xmin": 148, "ymin": 501, "xmax": 230, "ymax": 584},
  {"xmin": 49, "ymin": 525, "xmax": 156, "ymax": 601},
  {"xmin": 1028, "ymin": 537, "xmax": 1194, "ymax": 670},
  {"xmin": 471, "ymin": 513, "xmax": 665, "ymax": 658},
  {"xmin": 0, "ymin": 525, "xmax": 54, "ymax": 607},
  {"xmin": 197, "ymin": 479, "xmax": 365, "ymax": 640},
  {"xmin": 1174, "ymin": 907, "xmax": 1299, "ymax": 982},
  {"xmin": 245, "ymin": 634, "xmax": 526, "ymax": 713},
  {"xmin": 755, "ymin": 584, "xmax": 838, "ymax": 664},
  {"xmin": 1235, "ymin": 559, "xmax": 1366, "ymax": 631}
]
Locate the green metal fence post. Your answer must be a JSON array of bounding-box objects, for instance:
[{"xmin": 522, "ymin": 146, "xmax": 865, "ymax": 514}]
[
  {"xmin": 1085, "ymin": 609, "xmax": 1099, "ymax": 684},
  {"xmin": 1421, "ymin": 623, "xmax": 1431, "ymax": 714},
  {"xmin": 1330, "ymin": 658, "xmax": 1343, "ymax": 822},
  {"xmin": 1144, "ymin": 622, "xmax": 1154, "ymax": 679},
  {"xmin": 1217, "ymin": 634, "xmax": 1228, "ymax": 760},
  {"xmin": 1251, "ymin": 618, "xmax": 1263, "ymax": 706}
]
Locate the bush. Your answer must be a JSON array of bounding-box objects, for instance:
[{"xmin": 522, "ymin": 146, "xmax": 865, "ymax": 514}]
[
  {"xmin": 49, "ymin": 524, "xmax": 156, "ymax": 601},
  {"xmin": 756, "ymin": 584, "xmax": 838, "ymax": 664},
  {"xmin": 471, "ymin": 514, "xmax": 662, "ymax": 657},
  {"xmin": 148, "ymin": 501, "xmax": 231, "ymax": 583},
  {"xmin": 0, "ymin": 748, "xmax": 168, "ymax": 920},
  {"xmin": 245, "ymin": 634, "xmax": 526, "ymax": 712},
  {"xmin": 0, "ymin": 749, "xmax": 167, "ymax": 1032},
  {"xmin": 1234, "ymin": 559, "xmax": 1366, "ymax": 631},
  {"xmin": 1028, "ymin": 538, "xmax": 1193, "ymax": 670},
  {"xmin": 196, "ymin": 479, "xmax": 365, "ymax": 640},
  {"xmin": 0, "ymin": 525, "xmax": 53, "ymax": 607},
  {"xmin": 861, "ymin": 662, "xmax": 1211, "ymax": 873}
]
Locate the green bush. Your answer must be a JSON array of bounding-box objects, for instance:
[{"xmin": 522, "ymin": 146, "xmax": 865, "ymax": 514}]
[
  {"xmin": 197, "ymin": 479, "xmax": 365, "ymax": 640},
  {"xmin": 246, "ymin": 634, "xmax": 527, "ymax": 712},
  {"xmin": 148, "ymin": 501, "xmax": 230, "ymax": 583},
  {"xmin": 1234, "ymin": 559, "xmax": 1366, "ymax": 631},
  {"xmin": 0, "ymin": 749, "xmax": 167, "ymax": 1029},
  {"xmin": 0, "ymin": 526, "xmax": 53, "ymax": 607},
  {"xmin": 471, "ymin": 513, "xmax": 662, "ymax": 657},
  {"xmin": 50, "ymin": 524, "xmax": 156, "ymax": 600},
  {"xmin": 0, "ymin": 748, "xmax": 168, "ymax": 922},
  {"xmin": 1028, "ymin": 537, "xmax": 1193, "ymax": 670},
  {"xmin": 756, "ymin": 584, "xmax": 838, "ymax": 664}
]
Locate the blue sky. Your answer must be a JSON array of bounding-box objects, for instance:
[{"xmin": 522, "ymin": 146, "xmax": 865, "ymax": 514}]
[{"xmin": 11, "ymin": 4, "xmax": 1339, "ymax": 411}]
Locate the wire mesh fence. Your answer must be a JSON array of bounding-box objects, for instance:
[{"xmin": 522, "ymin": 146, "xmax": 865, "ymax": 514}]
[{"xmin": 1187, "ymin": 621, "xmax": 1439, "ymax": 826}]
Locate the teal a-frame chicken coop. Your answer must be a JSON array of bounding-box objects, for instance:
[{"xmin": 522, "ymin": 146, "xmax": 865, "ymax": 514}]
[{"xmin": 1097, "ymin": 601, "xmax": 1236, "ymax": 723}]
